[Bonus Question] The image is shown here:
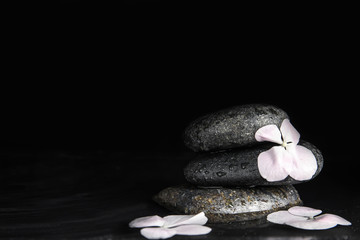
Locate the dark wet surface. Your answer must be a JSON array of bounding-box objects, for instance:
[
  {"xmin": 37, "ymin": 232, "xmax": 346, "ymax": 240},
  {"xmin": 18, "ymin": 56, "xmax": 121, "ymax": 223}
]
[
  {"xmin": 1, "ymin": 0, "xmax": 358, "ymax": 239},
  {"xmin": 0, "ymin": 150, "xmax": 359, "ymax": 240}
]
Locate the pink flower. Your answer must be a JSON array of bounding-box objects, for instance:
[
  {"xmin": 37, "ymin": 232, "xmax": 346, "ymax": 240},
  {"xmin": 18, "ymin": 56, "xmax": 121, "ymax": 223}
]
[
  {"xmin": 129, "ymin": 212, "xmax": 211, "ymax": 239},
  {"xmin": 267, "ymin": 206, "xmax": 351, "ymax": 230},
  {"xmin": 255, "ymin": 119, "xmax": 318, "ymax": 182}
]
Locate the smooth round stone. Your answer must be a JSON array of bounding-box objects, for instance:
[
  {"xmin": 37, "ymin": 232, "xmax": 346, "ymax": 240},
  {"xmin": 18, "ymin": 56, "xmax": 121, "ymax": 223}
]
[
  {"xmin": 154, "ymin": 184, "xmax": 302, "ymax": 223},
  {"xmin": 183, "ymin": 104, "xmax": 289, "ymax": 152},
  {"xmin": 184, "ymin": 141, "xmax": 323, "ymax": 186}
]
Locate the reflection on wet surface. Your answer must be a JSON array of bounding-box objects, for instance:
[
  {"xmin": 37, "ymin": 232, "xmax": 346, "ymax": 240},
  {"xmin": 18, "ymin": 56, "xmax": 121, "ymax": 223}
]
[{"xmin": 0, "ymin": 151, "xmax": 359, "ymax": 239}]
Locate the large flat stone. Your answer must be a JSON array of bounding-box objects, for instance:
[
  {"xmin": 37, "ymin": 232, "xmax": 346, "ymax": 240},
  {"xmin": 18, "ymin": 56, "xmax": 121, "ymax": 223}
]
[
  {"xmin": 184, "ymin": 141, "xmax": 323, "ymax": 186},
  {"xmin": 154, "ymin": 185, "xmax": 302, "ymax": 223},
  {"xmin": 183, "ymin": 104, "xmax": 288, "ymax": 152}
]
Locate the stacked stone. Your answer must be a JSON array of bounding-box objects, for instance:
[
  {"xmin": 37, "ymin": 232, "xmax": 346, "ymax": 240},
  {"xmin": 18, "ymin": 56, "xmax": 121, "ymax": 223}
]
[{"xmin": 154, "ymin": 104, "xmax": 323, "ymax": 223}]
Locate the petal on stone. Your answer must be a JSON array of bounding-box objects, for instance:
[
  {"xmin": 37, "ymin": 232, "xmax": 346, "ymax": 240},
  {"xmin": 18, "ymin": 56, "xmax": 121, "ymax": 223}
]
[
  {"xmin": 258, "ymin": 146, "xmax": 293, "ymax": 182},
  {"xmin": 289, "ymin": 145, "xmax": 318, "ymax": 181},
  {"xmin": 316, "ymin": 214, "xmax": 352, "ymax": 226},
  {"xmin": 267, "ymin": 210, "xmax": 305, "ymax": 224},
  {"xmin": 280, "ymin": 119, "xmax": 300, "ymax": 145},
  {"xmin": 129, "ymin": 215, "xmax": 165, "ymax": 228},
  {"xmin": 172, "ymin": 225, "xmax": 212, "ymax": 235},
  {"xmin": 163, "ymin": 212, "xmax": 208, "ymax": 228},
  {"xmin": 140, "ymin": 227, "xmax": 177, "ymax": 239},
  {"xmin": 255, "ymin": 124, "xmax": 283, "ymax": 144},
  {"xmin": 288, "ymin": 206, "xmax": 322, "ymax": 218}
]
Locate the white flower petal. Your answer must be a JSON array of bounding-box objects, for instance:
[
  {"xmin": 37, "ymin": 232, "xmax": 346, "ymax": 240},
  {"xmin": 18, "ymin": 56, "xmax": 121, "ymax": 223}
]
[
  {"xmin": 258, "ymin": 146, "xmax": 293, "ymax": 182},
  {"xmin": 288, "ymin": 206, "xmax": 322, "ymax": 218},
  {"xmin": 163, "ymin": 212, "xmax": 208, "ymax": 228},
  {"xmin": 172, "ymin": 225, "xmax": 212, "ymax": 235},
  {"xmin": 129, "ymin": 215, "xmax": 165, "ymax": 228},
  {"xmin": 268, "ymin": 208, "xmax": 352, "ymax": 230},
  {"xmin": 286, "ymin": 218, "xmax": 340, "ymax": 230},
  {"xmin": 280, "ymin": 119, "xmax": 300, "ymax": 145},
  {"xmin": 140, "ymin": 227, "xmax": 177, "ymax": 239},
  {"xmin": 316, "ymin": 214, "xmax": 352, "ymax": 226},
  {"xmin": 289, "ymin": 145, "xmax": 318, "ymax": 181},
  {"xmin": 267, "ymin": 210, "xmax": 335, "ymax": 230},
  {"xmin": 267, "ymin": 210, "xmax": 305, "ymax": 224},
  {"xmin": 255, "ymin": 124, "xmax": 283, "ymax": 144}
]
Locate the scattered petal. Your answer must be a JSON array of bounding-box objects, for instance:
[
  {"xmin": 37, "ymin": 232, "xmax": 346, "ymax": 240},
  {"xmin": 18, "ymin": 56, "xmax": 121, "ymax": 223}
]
[
  {"xmin": 163, "ymin": 212, "xmax": 207, "ymax": 228},
  {"xmin": 267, "ymin": 210, "xmax": 304, "ymax": 224},
  {"xmin": 129, "ymin": 215, "xmax": 165, "ymax": 228},
  {"xmin": 316, "ymin": 214, "xmax": 352, "ymax": 226},
  {"xmin": 289, "ymin": 145, "xmax": 318, "ymax": 181},
  {"xmin": 140, "ymin": 227, "xmax": 176, "ymax": 239},
  {"xmin": 280, "ymin": 119, "xmax": 300, "ymax": 145},
  {"xmin": 258, "ymin": 146, "xmax": 293, "ymax": 181},
  {"xmin": 288, "ymin": 206, "xmax": 322, "ymax": 218},
  {"xmin": 267, "ymin": 206, "xmax": 352, "ymax": 230},
  {"xmin": 172, "ymin": 225, "xmax": 212, "ymax": 235},
  {"xmin": 255, "ymin": 124, "xmax": 283, "ymax": 144},
  {"xmin": 130, "ymin": 212, "xmax": 212, "ymax": 239},
  {"xmin": 286, "ymin": 219, "xmax": 338, "ymax": 230}
]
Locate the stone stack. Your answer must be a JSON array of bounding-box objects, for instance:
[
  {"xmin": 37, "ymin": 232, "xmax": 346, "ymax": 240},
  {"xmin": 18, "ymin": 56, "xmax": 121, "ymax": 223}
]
[{"xmin": 154, "ymin": 104, "xmax": 323, "ymax": 223}]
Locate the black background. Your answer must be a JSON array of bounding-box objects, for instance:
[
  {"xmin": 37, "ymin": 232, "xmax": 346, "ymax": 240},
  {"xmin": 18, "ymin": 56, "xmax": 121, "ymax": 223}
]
[
  {"xmin": 0, "ymin": 1, "xmax": 359, "ymax": 239},
  {"xmin": 2, "ymin": 0, "xmax": 358, "ymax": 170}
]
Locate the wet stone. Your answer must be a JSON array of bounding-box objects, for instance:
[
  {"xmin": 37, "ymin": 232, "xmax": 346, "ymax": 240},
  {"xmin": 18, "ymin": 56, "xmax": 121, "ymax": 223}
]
[
  {"xmin": 183, "ymin": 104, "xmax": 289, "ymax": 152},
  {"xmin": 184, "ymin": 141, "xmax": 323, "ymax": 186},
  {"xmin": 154, "ymin": 184, "xmax": 302, "ymax": 223}
]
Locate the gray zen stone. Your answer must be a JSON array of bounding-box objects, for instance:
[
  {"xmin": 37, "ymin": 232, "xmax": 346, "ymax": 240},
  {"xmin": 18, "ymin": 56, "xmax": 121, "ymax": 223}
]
[
  {"xmin": 154, "ymin": 184, "xmax": 302, "ymax": 223},
  {"xmin": 183, "ymin": 104, "xmax": 289, "ymax": 152},
  {"xmin": 184, "ymin": 141, "xmax": 323, "ymax": 186}
]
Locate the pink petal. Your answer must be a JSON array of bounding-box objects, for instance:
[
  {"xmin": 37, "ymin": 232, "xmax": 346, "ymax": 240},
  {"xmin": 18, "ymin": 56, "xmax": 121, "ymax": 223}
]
[
  {"xmin": 255, "ymin": 124, "xmax": 283, "ymax": 144},
  {"xmin": 280, "ymin": 119, "xmax": 300, "ymax": 145},
  {"xmin": 267, "ymin": 210, "xmax": 305, "ymax": 224},
  {"xmin": 287, "ymin": 214, "xmax": 352, "ymax": 230},
  {"xmin": 172, "ymin": 225, "xmax": 212, "ymax": 235},
  {"xmin": 286, "ymin": 219, "xmax": 338, "ymax": 230},
  {"xmin": 288, "ymin": 206, "xmax": 322, "ymax": 218},
  {"xmin": 163, "ymin": 212, "xmax": 208, "ymax": 228},
  {"xmin": 289, "ymin": 145, "xmax": 318, "ymax": 181},
  {"xmin": 316, "ymin": 214, "xmax": 352, "ymax": 226},
  {"xmin": 268, "ymin": 209, "xmax": 352, "ymax": 230},
  {"xmin": 140, "ymin": 228, "xmax": 176, "ymax": 239},
  {"xmin": 129, "ymin": 215, "xmax": 165, "ymax": 228},
  {"xmin": 258, "ymin": 146, "xmax": 293, "ymax": 182}
]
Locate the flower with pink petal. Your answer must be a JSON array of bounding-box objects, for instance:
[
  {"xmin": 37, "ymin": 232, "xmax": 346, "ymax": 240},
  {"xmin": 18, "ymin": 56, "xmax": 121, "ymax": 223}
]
[
  {"xmin": 255, "ymin": 119, "xmax": 318, "ymax": 182},
  {"xmin": 267, "ymin": 206, "xmax": 351, "ymax": 230},
  {"xmin": 129, "ymin": 212, "xmax": 211, "ymax": 239}
]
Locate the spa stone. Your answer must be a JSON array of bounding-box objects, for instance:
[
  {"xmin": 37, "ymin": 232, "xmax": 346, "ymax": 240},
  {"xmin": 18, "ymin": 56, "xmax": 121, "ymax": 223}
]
[
  {"xmin": 154, "ymin": 184, "xmax": 302, "ymax": 223},
  {"xmin": 184, "ymin": 141, "xmax": 323, "ymax": 187},
  {"xmin": 183, "ymin": 104, "xmax": 288, "ymax": 152}
]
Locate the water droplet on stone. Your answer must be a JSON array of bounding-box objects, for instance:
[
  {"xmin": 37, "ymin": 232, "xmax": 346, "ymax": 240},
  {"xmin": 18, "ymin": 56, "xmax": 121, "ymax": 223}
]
[
  {"xmin": 229, "ymin": 164, "xmax": 238, "ymax": 171},
  {"xmin": 241, "ymin": 162, "xmax": 249, "ymax": 169},
  {"xmin": 216, "ymin": 171, "xmax": 226, "ymax": 177}
]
